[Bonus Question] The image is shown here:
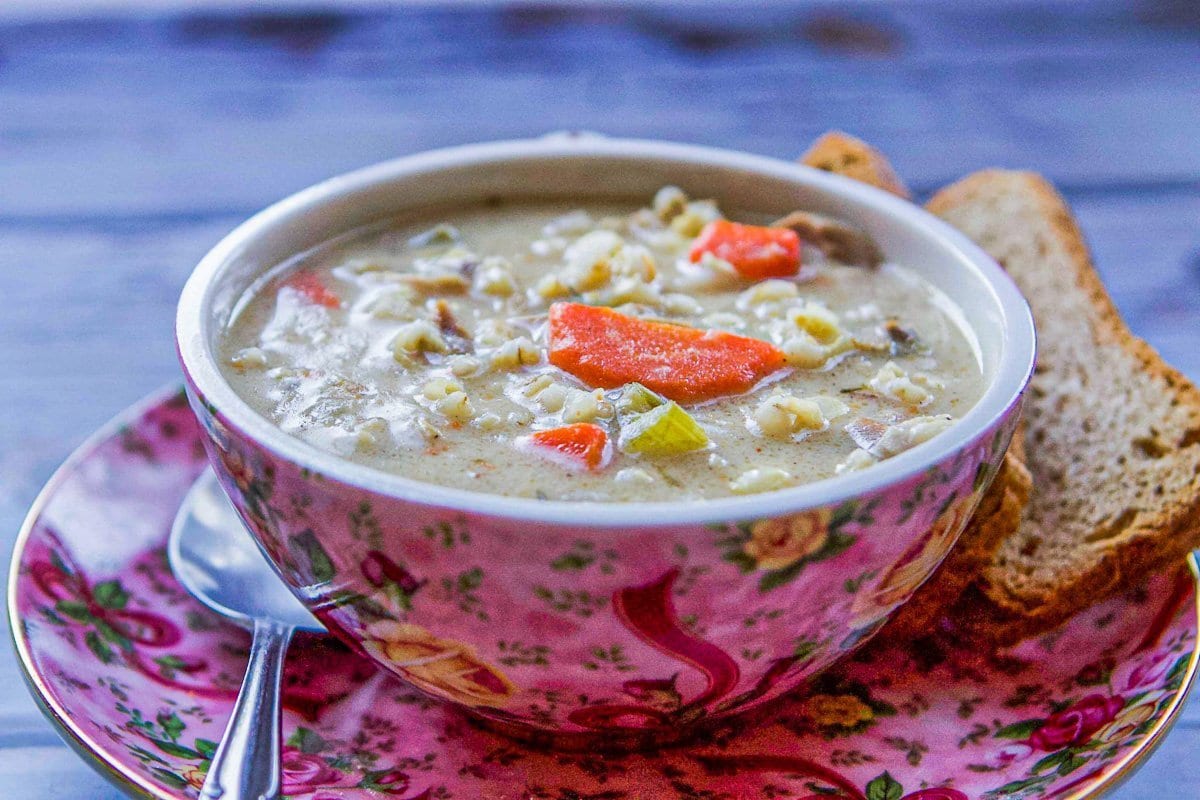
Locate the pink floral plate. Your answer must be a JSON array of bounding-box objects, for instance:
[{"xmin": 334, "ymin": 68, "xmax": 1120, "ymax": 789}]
[{"xmin": 10, "ymin": 387, "xmax": 1200, "ymax": 800}]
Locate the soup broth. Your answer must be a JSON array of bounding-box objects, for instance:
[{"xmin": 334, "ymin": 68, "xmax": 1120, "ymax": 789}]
[{"xmin": 219, "ymin": 189, "xmax": 985, "ymax": 502}]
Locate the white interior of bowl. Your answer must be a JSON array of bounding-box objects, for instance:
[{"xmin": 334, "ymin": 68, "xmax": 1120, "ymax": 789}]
[{"xmin": 177, "ymin": 135, "xmax": 1035, "ymax": 526}]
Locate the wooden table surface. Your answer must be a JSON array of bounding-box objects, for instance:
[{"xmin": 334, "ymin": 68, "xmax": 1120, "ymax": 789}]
[{"xmin": 1, "ymin": 2, "xmax": 1198, "ymax": 796}]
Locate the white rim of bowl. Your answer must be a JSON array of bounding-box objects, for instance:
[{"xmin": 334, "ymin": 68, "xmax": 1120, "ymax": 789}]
[{"xmin": 177, "ymin": 136, "xmax": 1036, "ymax": 528}]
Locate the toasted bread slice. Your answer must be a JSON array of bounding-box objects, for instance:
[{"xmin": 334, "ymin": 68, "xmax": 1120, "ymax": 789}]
[
  {"xmin": 928, "ymin": 171, "xmax": 1200, "ymax": 643},
  {"xmin": 800, "ymin": 134, "xmax": 1031, "ymax": 639},
  {"xmin": 800, "ymin": 131, "xmax": 911, "ymax": 199}
]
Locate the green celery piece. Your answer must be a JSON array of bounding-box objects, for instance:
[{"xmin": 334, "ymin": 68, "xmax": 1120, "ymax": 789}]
[
  {"xmin": 619, "ymin": 401, "xmax": 710, "ymax": 455},
  {"xmin": 615, "ymin": 382, "xmax": 665, "ymax": 420}
]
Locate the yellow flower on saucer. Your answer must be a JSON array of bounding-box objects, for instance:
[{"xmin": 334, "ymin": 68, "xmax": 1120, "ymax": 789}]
[{"xmin": 804, "ymin": 692, "xmax": 874, "ymax": 729}]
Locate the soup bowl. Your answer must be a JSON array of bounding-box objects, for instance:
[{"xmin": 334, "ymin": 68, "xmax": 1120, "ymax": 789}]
[{"xmin": 176, "ymin": 135, "xmax": 1035, "ymax": 749}]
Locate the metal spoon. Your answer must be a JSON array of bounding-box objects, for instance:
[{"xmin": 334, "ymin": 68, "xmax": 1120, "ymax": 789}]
[{"xmin": 169, "ymin": 468, "xmax": 324, "ymax": 800}]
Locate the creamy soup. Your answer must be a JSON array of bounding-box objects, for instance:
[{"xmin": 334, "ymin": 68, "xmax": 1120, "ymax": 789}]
[{"xmin": 219, "ymin": 188, "xmax": 985, "ymax": 502}]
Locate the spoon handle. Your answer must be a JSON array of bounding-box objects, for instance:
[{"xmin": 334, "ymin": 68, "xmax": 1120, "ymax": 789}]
[{"xmin": 200, "ymin": 618, "xmax": 294, "ymax": 800}]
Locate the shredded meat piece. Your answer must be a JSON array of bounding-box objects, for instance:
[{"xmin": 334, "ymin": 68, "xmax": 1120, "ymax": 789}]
[
  {"xmin": 398, "ymin": 273, "xmax": 469, "ymax": 294},
  {"xmin": 845, "ymin": 417, "xmax": 888, "ymax": 452}
]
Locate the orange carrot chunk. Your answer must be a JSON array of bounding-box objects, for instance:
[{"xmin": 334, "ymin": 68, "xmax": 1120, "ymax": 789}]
[
  {"xmin": 524, "ymin": 423, "xmax": 611, "ymax": 471},
  {"xmin": 688, "ymin": 219, "xmax": 801, "ymax": 279},
  {"xmin": 284, "ymin": 271, "xmax": 341, "ymax": 308},
  {"xmin": 548, "ymin": 302, "xmax": 788, "ymax": 404}
]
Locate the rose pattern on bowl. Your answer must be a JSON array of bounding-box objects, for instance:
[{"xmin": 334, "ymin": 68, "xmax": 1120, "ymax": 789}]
[
  {"xmin": 185, "ymin": 375, "xmax": 1022, "ymax": 743},
  {"xmin": 11, "ymin": 389, "xmax": 1197, "ymax": 799}
]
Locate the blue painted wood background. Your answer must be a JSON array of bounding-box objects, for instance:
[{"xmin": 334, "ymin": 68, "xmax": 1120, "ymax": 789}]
[{"xmin": 1, "ymin": 2, "xmax": 1197, "ymax": 796}]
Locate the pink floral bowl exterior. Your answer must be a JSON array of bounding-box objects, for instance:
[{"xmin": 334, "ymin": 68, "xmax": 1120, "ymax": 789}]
[
  {"xmin": 175, "ymin": 137, "xmax": 1036, "ymax": 746},
  {"xmin": 14, "ymin": 390, "xmax": 1196, "ymax": 799}
]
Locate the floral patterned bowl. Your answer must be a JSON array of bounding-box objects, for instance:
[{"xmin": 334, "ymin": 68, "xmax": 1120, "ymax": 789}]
[{"xmin": 175, "ymin": 136, "xmax": 1036, "ymax": 748}]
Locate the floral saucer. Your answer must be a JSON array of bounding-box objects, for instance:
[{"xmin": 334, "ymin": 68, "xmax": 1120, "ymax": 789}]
[{"xmin": 10, "ymin": 388, "xmax": 1199, "ymax": 800}]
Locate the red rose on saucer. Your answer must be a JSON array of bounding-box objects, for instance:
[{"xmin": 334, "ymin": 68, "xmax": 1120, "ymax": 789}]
[
  {"xmin": 1028, "ymin": 694, "xmax": 1125, "ymax": 751},
  {"xmin": 281, "ymin": 747, "xmax": 343, "ymax": 793}
]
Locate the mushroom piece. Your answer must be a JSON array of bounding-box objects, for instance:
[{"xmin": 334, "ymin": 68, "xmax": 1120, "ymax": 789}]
[
  {"xmin": 771, "ymin": 210, "xmax": 883, "ymax": 268},
  {"xmin": 433, "ymin": 300, "xmax": 474, "ymax": 354}
]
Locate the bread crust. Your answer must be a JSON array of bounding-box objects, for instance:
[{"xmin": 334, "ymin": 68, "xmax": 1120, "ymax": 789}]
[
  {"xmin": 927, "ymin": 171, "xmax": 1200, "ymax": 644},
  {"xmin": 800, "ymin": 131, "xmax": 911, "ymax": 199}
]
